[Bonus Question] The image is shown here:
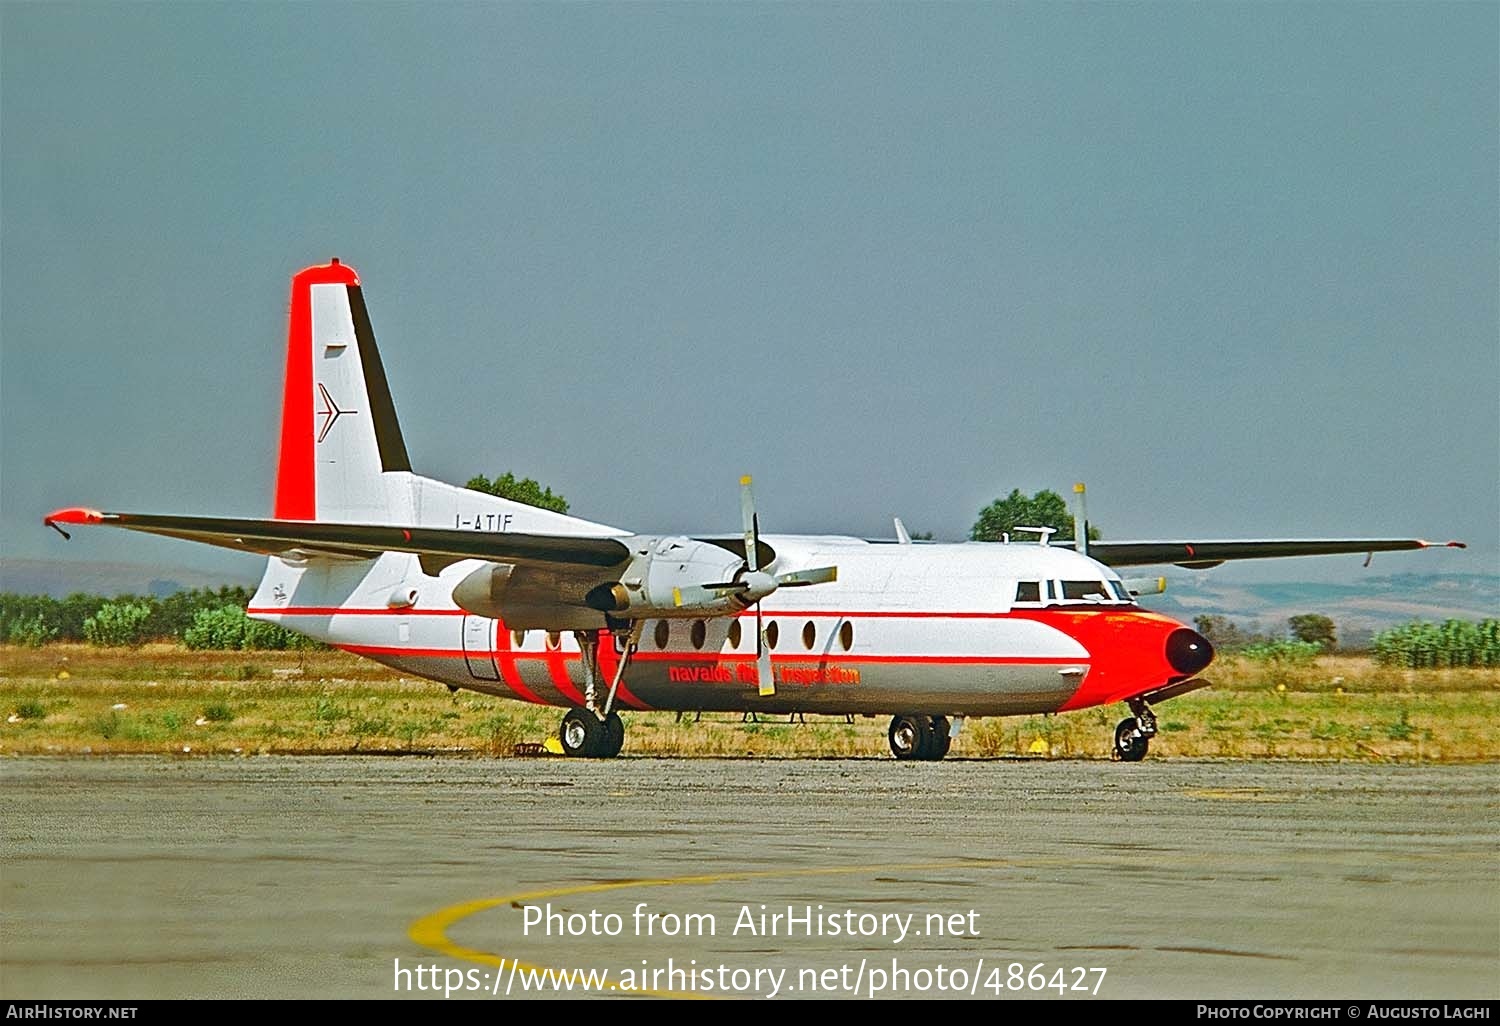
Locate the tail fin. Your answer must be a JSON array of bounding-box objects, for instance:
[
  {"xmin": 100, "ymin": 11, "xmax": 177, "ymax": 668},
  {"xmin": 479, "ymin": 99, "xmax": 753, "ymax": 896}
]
[
  {"xmin": 270, "ymin": 259, "xmax": 624, "ymax": 537},
  {"xmin": 274, "ymin": 259, "xmax": 414, "ymax": 522}
]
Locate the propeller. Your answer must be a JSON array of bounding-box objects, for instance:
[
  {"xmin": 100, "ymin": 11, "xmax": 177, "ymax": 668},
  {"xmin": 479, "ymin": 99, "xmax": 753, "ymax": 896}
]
[{"xmin": 672, "ymin": 476, "xmax": 837, "ymax": 696}]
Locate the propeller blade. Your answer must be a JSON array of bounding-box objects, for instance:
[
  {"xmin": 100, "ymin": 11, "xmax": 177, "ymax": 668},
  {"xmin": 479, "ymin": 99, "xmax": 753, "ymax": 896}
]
[
  {"xmin": 775, "ymin": 566, "xmax": 838, "ymax": 587},
  {"xmin": 740, "ymin": 475, "xmax": 760, "ymax": 573},
  {"xmin": 756, "ymin": 604, "xmax": 774, "ymax": 697}
]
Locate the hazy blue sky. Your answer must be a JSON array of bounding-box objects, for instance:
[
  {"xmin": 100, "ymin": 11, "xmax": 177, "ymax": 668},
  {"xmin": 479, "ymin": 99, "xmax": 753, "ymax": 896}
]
[{"xmin": 3, "ymin": 2, "xmax": 1495, "ymax": 588}]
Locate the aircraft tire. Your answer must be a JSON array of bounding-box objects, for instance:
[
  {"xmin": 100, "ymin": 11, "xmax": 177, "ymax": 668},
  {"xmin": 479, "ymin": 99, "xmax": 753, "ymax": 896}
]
[
  {"xmin": 598, "ymin": 711, "xmax": 625, "ymax": 758},
  {"xmin": 888, "ymin": 714, "xmax": 933, "ymax": 760},
  {"xmin": 560, "ymin": 708, "xmax": 603, "ymax": 757},
  {"xmin": 1113, "ymin": 718, "xmax": 1149, "ymax": 762},
  {"xmin": 927, "ymin": 717, "xmax": 952, "ymax": 760}
]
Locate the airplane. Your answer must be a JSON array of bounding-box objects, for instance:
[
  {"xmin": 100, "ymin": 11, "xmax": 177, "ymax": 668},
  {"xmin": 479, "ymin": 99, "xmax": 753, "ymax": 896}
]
[{"xmin": 43, "ymin": 259, "xmax": 1466, "ymax": 762}]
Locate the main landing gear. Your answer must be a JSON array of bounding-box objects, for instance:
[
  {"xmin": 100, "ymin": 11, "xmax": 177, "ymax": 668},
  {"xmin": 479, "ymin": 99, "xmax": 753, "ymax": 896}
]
[
  {"xmin": 560, "ymin": 707, "xmax": 624, "ymax": 758},
  {"xmin": 1112, "ymin": 696, "xmax": 1158, "ymax": 762},
  {"xmin": 559, "ymin": 623, "xmax": 640, "ymax": 759},
  {"xmin": 888, "ymin": 714, "xmax": 953, "ymax": 761}
]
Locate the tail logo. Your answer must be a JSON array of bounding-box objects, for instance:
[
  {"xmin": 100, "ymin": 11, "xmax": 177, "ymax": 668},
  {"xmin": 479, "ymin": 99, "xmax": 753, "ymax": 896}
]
[{"xmin": 316, "ymin": 382, "xmax": 357, "ymax": 444}]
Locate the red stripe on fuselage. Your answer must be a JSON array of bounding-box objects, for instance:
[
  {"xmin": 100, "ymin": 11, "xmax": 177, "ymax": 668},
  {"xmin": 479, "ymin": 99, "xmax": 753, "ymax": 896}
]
[
  {"xmin": 493, "ymin": 618, "xmax": 545, "ymax": 704},
  {"xmin": 248, "ymin": 606, "xmax": 466, "ymax": 617},
  {"xmin": 292, "ymin": 604, "xmax": 1193, "ymax": 713},
  {"xmin": 597, "ymin": 628, "xmax": 649, "ymax": 710},
  {"xmin": 543, "ymin": 638, "xmax": 587, "ymax": 705}
]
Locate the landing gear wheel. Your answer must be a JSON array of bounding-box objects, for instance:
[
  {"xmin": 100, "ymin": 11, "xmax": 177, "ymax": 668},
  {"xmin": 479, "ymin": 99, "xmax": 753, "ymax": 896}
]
[
  {"xmin": 560, "ymin": 708, "xmax": 604, "ymax": 758},
  {"xmin": 1113, "ymin": 717, "xmax": 1149, "ymax": 762},
  {"xmin": 889, "ymin": 714, "xmax": 933, "ymax": 760},
  {"xmin": 928, "ymin": 716, "xmax": 952, "ymax": 760},
  {"xmin": 598, "ymin": 711, "xmax": 625, "ymax": 758}
]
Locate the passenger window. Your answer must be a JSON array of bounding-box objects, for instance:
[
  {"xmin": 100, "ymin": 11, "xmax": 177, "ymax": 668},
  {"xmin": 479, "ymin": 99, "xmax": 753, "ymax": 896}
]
[
  {"xmin": 838, "ymin": 620, "xmax": 854, "ymax": 651},
  {"xmin": 802, "ymin": 621, "xmax": 816, "ymax": 650},
  {"xmin": 511, "ymin": 629, "xmax": 527, "ymax": 648},
  {"xmin": 691, "ymin": 619, "xmax": 707, "ymax": 650},
  {"xmin": 728, "ymin": 620, "xmax": 743, "ymax": 649},
  {"xmin": 765, "ymin": 621, "xmax": 780, "ymax": 649},
  {"xmin": 654, "ymin": 620, "xmax": 670, "ymax": 649}
]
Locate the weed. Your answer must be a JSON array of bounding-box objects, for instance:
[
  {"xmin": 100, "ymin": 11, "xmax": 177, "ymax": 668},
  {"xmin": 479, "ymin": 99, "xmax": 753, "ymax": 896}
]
[
  {"xmin": 1385, "ymin": 708, "xmax": 1415, "ymax": 741},
  {"xmin": 313, "ymin": 696, "xmax": 349, "ymax": 722},
  {"xmin": 13, "ymin": 700, "xmax": 46, "ymax": 720}
]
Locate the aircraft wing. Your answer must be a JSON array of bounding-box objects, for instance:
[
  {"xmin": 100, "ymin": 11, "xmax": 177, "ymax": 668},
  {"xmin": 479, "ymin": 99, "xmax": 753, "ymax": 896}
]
[
  {"xmin": 1065, "ymin": 537, "xmax": 1465, "ymax": 570},
  {"xmin": 42, "ymin": 508, "xmax": 631, "ymax": 570}
]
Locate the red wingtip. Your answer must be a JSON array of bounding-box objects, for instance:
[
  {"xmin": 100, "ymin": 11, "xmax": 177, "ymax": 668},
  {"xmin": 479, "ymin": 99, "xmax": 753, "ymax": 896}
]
[{"xmin": 43, "ymin": 507, "xmax": 104, "ymax": 525}]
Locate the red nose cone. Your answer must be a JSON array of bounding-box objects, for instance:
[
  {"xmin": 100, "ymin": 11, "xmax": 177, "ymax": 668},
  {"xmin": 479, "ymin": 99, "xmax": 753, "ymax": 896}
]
[{"xmin": 1166, "ymin": 628, "xmax": 1214, "ymax": 676}]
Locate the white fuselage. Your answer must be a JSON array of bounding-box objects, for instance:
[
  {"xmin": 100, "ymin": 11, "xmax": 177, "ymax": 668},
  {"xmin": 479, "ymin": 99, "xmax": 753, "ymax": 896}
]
[{"xmin": 248, "ymin": 537, "xmax": 1192, "ymax": 718}]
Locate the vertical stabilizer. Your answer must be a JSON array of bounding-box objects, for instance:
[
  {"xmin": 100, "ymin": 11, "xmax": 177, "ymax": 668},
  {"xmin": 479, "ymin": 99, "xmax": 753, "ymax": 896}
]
[{"xmin": 274, "ymin": 259, "xmax": 413, "ymax": 522}]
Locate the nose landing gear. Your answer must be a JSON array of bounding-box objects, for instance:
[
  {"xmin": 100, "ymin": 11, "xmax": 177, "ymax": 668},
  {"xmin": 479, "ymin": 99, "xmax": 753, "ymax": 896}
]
[{"xmin": 1112, "ymin": 697, "xmax": 1158, "ymax": 762}]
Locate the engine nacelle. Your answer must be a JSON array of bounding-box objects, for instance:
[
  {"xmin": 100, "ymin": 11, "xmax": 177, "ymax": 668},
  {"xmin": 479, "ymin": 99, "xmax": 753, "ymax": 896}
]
[{"xmin": 585, "ymin": 537, "xmax": 749, "ymax": 618}]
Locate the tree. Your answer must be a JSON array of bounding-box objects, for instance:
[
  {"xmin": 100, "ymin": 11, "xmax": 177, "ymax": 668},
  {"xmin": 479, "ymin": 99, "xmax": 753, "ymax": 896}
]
[
  {"xmin": 970, "ymin": 488, "xmax": 1101, "ymax": 543},
  {"xmin": 1288, "ymin": 613, "xmax": 1337, "ymax": 653},
  {"xmin": 465, "ymin": 472, "xmax": 570, "ymax": 514},
  {"xmin": 1193, "ymin": 614, "xmax": 1248, "ymax": 651}
]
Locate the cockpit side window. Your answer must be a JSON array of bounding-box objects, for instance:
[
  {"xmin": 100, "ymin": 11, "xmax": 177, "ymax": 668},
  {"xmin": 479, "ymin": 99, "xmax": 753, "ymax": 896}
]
[
  {"xmin": 1061, "ymin": 580, "xmax": 1110, "ymax": 602},
  {"xmin": 1042, "ymin": 579, "xmax": 1138, "ymax": 606},
  {"xmin": 1014, "ymin": 581, "xmax": 1041, "ymax": 604}
]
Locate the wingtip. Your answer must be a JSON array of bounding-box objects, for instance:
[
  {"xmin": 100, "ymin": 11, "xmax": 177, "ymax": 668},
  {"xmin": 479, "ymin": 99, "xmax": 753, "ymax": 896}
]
[
  {"xmin": 43, "ymin": 507, "xmax": 104, "ymax": 526},
  {"xmin": 1419, "ymin": 539, "xmax": 1467, "ymax": 550}
]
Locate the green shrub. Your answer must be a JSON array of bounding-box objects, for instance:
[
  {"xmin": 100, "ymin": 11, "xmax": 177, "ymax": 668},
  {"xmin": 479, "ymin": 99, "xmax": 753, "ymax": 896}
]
[
  {"xmin": 1373, "ymin": 619, "xmax": 1500, "ymax": 668},
  {"xmin": 1239, "ymin": 639, "xmax": 1322, "ymax": 665},
  {"xmin": 7, "ymin": 614, "xmax": 58, "ymax": 647},
  {"xmin": 183, "ymin": 604, "xmax": 318, "ymax": 651},
  {"xmin": 82, "ymin": 602, "xmax": 154, "ymax": 647}
]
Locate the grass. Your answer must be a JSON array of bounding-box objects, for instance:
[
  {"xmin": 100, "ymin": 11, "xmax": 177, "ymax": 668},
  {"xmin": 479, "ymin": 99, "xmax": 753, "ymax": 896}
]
[{"xmin": 1, "ymin": 644, "xmax": 1496, "ymax": 760}]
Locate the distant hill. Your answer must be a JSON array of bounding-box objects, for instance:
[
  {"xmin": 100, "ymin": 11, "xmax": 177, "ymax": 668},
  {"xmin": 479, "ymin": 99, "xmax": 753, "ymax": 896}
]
[
  {"xmin": 1141, "ymin": 572, "xmax": 1498, "ymax": 646},
  {"xmin": 3, "ymin": 559, "xmax": 1494, "ymax": 642},
  {"xmin": 0, "ymin": 559, "xmax": 257, "ymax": 599}
]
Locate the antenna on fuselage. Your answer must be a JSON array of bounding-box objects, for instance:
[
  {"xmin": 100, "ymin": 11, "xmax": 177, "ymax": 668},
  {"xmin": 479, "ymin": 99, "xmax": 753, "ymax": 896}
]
[
  {"xmin": 893, "ymin": 517, "xmax": 913, "ymax": 545},
  {"xmin": 1073, "ymin": 482, "xmax": 1090, "ymax": 558},
  {"xmin": 1011, "ymin": 526, "xmax": 1056, "ymax": 546}
]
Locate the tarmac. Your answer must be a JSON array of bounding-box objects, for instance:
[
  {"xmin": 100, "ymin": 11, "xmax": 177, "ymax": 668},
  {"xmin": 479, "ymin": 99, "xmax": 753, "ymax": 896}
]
[{"xmin": 2, "ymin": 756, "xmax": 1496, "ymax": 999}]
